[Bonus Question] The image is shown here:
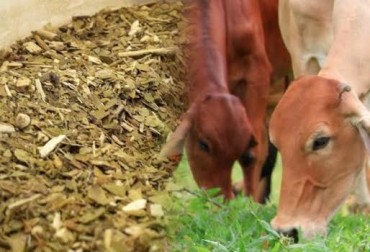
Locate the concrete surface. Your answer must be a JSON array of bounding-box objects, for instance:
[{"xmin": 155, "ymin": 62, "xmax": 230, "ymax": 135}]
[{"xmin": 0, "ymin": 0, "xmax": 156, "ymax": 50}]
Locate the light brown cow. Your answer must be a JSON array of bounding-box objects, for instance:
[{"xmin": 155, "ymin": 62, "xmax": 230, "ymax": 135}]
[{"xmin": 270, "ymin": 0, "xmax": 370, "ymax": 240}]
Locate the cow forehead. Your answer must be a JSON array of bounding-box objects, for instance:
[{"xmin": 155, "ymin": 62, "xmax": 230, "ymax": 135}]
[
  {"xmin": 197, "ymin": 95, "xmax": 244, "ymax": 123},
  {"xmin": 194, "ymin": 94, "xmax": 250, "ymax": 141},
  {"xmin": 270, "ymin": 76, "xmax": 341, "ymax": 144}
]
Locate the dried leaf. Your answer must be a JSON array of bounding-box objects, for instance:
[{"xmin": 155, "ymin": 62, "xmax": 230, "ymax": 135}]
[
  {"xmin": 8, "ymin": 233, "xmax": 27, "ymax": 252},
  {"xmin": 88, "ymin": 55, "xmax": 103, "ymax": 64},
  {"xmin": 95, "ymin": 69, "xmax": 115, "ymax": 79},
  {"xmin": 102, "ymin": 183, "xmax": 126, "ymax": 197},
  {"xmin": 78, "ymin": 207, "xmax": 106, "ymax": 224},
  {"xmin": 87, "ymin": 185, "xmax": 111, "ymax": 205}
]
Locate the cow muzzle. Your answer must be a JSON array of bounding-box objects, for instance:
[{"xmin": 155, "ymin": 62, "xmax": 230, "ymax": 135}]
[{"xmin": 271, "ymin": 215, "xmax": 328, "ymax": 241}]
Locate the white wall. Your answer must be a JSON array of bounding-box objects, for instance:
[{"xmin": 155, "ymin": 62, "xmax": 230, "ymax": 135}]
[{"xmin": 0, "ymin": 0, "xmax": 156, "ymax": 50}]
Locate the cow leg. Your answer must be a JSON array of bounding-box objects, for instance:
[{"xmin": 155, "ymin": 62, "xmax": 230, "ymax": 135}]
[
  {"xmin": 257, "ymin": 139, "xmax": 278, "ymax": 203},
  {"xmin": 236, "ymin": 119, "xmax": 265, "ymax": 201},
  {"xmin": 228, "ymin": 70, "xmax": 271, "ymax": 202},
  {"xmin": 225, "ymin": 4, "xmax": 272, "ymax": 202},
  {"xmin": 233, "ymin": 131, "xmax": 277, "ymax": 202}
]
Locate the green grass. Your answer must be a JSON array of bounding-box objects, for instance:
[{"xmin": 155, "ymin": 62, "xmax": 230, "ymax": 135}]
[{"xmin": 168, "ymin": 155, "xmax": 370, "ymax": 251}]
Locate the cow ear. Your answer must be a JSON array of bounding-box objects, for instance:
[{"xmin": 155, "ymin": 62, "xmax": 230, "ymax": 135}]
[
  {"xmin": 355, "ymin": 116, "xmax": 370, "ymax": 153},
  {"xmin": 338, "ymin": 83, "xmax": 370, "ymax": 152},
  {"xmin": 159, "ymin": 112, "xmax": 193, "ymax": 158}
]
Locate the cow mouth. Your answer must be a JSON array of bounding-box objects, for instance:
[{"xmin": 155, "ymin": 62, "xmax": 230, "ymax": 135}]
[{"xmin": 280, "ymin": 228, "xmax": 299, "ymax": 243}]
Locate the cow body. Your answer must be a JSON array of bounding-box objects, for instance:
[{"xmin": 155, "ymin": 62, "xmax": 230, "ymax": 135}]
[
  {"xmin": 271, "ymin": 0, "xmax": 370, "ymax": 240},
  {"xmin": 162, "ymin": 0, "xmax": 290, "ymax": 202}
]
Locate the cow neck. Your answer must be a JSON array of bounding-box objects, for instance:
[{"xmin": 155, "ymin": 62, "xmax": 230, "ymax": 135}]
[
  {"xmin": 318, "ymin": 0, "xmax": 370, "ymax": 98},
  {"xmin": 187, "ymin": 0, "xmax": 229, "ymax": 102},
  {"xmin": 187, "ymin": 71, "xmax": 229, "ymax": 103},
  {"xmin": 319, "ymin": 66, "xmax": 364, "ymax": 97}
]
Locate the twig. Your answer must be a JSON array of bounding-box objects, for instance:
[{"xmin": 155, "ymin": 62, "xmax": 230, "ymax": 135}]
[
  {"xmin": 121, "ymin": 121, "xmax": 134, "ymax": 132},
  {"xmin": 33, "ymin": 29, "xmax": 57, "ymax": 41},
  {"xmin": 7, "ymin": 194, "xmax": 41, "ymax": 211},
  {"xmin": 35, "ymin": 79, "xmax": 46, "ymax": 101},
  {"xmin": 4, "ymin": 84, "xmax": 12, "ymax": 97},
  {"xmin": 34, "ymin": 34, "xmax": 50, "ymax": 51},
  {"xmin": 118, "ymin": 47, "xmax": 178, "ymax": 57}
]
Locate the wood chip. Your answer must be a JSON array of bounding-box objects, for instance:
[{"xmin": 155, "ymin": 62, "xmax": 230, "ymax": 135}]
[
  {"xmin": 23, "ymin": 41, "xmax": 42, "ymax": 54},
  {"xmin": 38, "ymin": 135, "xmax": 66, "ymax": 158},
  {"xmin": 16, "ymin": 77, "xmax": 31, "ymax": 88},
  {"xmin": 34, "ymin": 29, "xmax": 58, "ymax": 40},
  {"xmin": 122, "ymin": 199, "xmax": 147, "ymax": 212},
  {"xmin": 0, "ymin": 123, "xmax": 15, "ymax": 133},
  {"xmin": 49, "ymin": 41, "xmax": 65, "ymax": 51}
]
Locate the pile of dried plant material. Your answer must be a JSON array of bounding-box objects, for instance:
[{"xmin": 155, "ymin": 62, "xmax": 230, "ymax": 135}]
[{"xmin": 0, "ymin": 1, "xmax": 186, "ymax": 251}]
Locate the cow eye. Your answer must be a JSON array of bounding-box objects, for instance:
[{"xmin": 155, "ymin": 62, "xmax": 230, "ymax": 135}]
[
  {"xmin": 198, "ymin": 139, "xmax": 210, "ymax": 153},
  {"xmin": 312, "ymin": 136, "xmax": 330, "ymax": 151},
  {"xmin": 240, "ymin": 151, "xmax": 256, "ymax": 167}
]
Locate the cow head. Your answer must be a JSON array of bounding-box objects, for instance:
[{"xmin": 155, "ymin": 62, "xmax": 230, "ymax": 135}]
[
  {"xmin": 161, "ymin": 93, "xmax": 256, "ymax": 199},
  {"xmin": 269, "ymin": 75, "xmax": 370, "ymax": 240}
]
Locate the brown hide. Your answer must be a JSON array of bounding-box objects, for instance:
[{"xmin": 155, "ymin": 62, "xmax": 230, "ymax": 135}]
[
  {"xmin": 224, "ymin": 0, "xmax": 271, "ymax": 201},
  {"xmin": 259, "ymin": 0, "xmax": 292, "ymax": 118},
  {"xmin": 162, "ymin": 0, "xmax": 290, "ymax": 202},
  {"xmin": 258, "ymin": 0, "xmax": 291, "ymax": 83}
]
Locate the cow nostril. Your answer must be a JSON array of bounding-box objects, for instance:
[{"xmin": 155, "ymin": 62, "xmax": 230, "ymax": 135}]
[{"xmin": 281, "ymin": 228, "xmax": 298, "ymax": 243}]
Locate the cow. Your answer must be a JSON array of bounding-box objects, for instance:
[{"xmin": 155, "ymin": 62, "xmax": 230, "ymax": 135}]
[
  {"xmin": 161, "ymin": 0, "xmax": 290, "ymax": 202},
  {"xmin": 270, "ymin": 0, "xmax": 370, "ymax": 241}
]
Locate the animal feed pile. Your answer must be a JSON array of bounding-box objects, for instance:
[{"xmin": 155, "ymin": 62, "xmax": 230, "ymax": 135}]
[{"xmin": 0, "ymin": 1, "xmax": 186, "ymax": 251}]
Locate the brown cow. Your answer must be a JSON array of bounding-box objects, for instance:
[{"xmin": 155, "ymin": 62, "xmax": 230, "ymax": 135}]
[
  {"xmin": 161, "ymin": 0, "xmax": 290, "ymax": 202},
  {"xmin": 270, "ymin": 0, "xmax": 370, "ymax": 240}
]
